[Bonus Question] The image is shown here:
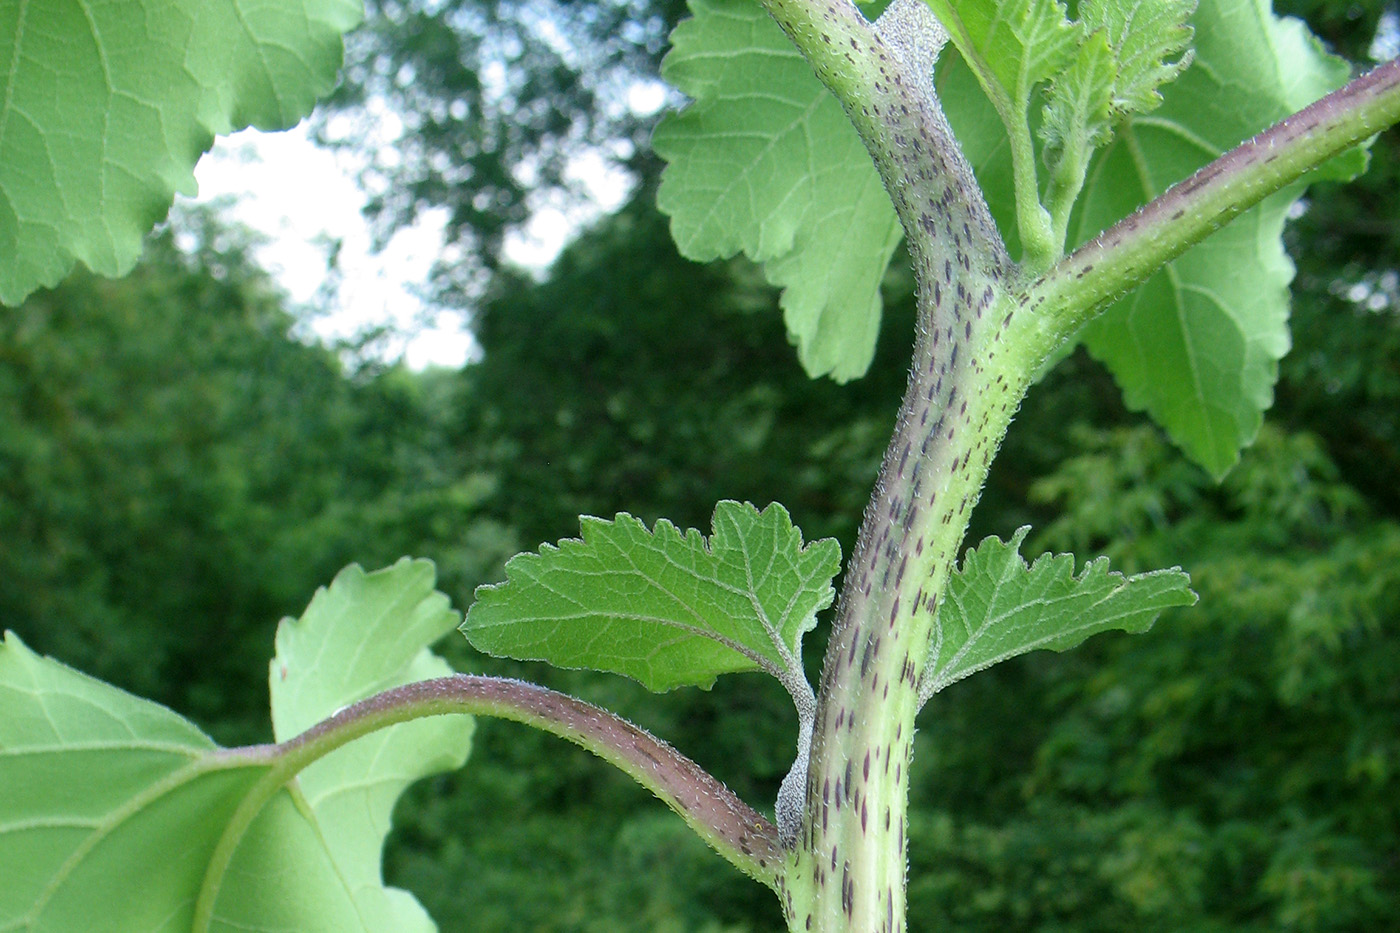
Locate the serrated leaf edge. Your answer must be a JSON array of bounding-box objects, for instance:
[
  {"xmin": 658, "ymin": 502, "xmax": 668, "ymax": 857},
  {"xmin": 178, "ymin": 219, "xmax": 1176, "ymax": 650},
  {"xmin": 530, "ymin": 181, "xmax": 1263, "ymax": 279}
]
[
  {"xmin": 463, "ymin": 501, "xmax": 837, "ymax": 700},
  {"xmin": 918, "ymin": 527, "xmax": 1194, "ymax": 703}
]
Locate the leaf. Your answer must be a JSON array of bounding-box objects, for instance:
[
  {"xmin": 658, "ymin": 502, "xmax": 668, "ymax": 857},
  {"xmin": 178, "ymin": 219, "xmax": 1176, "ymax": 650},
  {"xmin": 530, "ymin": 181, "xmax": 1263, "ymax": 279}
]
[
  {"xmin": 1080, "ymin": 0, "xmax": 1196, "ymax": 117},
  {"xmin": 261, "ymin": 559, "xmax": 474, "ymax": 931},
  {"xmin": 0, "ymin": 0, "xmax": 363, "ymax": 307},
  {"xmin": 927, "ymin": 0, "xmax": 1080, "ymax": 112},
  {"xmin": 918, "ymin": 528, "xmax": 1196, "ymax": 703},
  {"xmin": 1072, "ymin": 0, "xmax": 1364, "ymax": 477},
  {"xmin": 1041, "ymin": 28, "xmax": 1117, "ymax": 186},
  {"xmin": 0, "ymin": 559, "xmax": 468, "ymax": 931},
  {"xmin": 653, "ymin": 0, "xmax": 903, "ymax": 382},
  {"xmin": 461, "ymin": 501, "xmax": 842, "ymax": 695},
  {"xmin": 0, "ymin": 632, "xmax": 264, "ymax": 932},
  {"xmin": 1039, "ymin": 0, "xmax": 1196, "ymax": 233},
  {"xmin": 936, "ymin": 0, "xmax": 1362, "ymax": 475}
]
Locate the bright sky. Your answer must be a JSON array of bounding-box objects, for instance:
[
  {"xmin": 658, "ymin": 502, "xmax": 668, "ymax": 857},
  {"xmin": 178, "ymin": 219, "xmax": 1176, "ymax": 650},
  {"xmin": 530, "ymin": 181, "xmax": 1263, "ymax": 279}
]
[{"xmin": 184, "ymin": 82, "xmax": 664, "ymax": 368}]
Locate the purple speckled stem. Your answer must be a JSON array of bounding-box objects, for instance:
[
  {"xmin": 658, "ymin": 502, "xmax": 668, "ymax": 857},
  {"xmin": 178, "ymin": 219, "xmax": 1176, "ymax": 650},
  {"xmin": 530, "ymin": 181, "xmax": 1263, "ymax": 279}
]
[
  {"xmin": 753, "ymin": 5, "xmax": 1400, "ymax": 933},
  {"xmin": 199, "ymin": 44, "xmax": 1400, "ymax": 933},
  {"xmin": 226, "ymin": 675, "xmax": 783, "ymax": 888},
  {"xmin": 759, "ymin": 1, "xmax": 1020, "ymax": 930},
  {"xmin": 1021, "ymin": 56, "xmax": 1400, "ymax": 358}
]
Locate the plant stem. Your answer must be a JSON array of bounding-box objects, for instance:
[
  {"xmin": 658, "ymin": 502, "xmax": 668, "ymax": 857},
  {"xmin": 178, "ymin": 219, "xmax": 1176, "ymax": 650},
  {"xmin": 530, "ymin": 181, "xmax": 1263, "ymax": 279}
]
[
  {"xmin": 757, "ymin": 1, "xmax": 1035, "ymax": 929},
  {"xmin": 1021, "ymin": 56, "xmax": 1400, "ymax": 360},
  {"xmin": 1007, "ymin": 99, "xmax": 1056, "ymax": 267},
  {"xmin": 742, "ymin": 7, "xmax": 1400, "ymax": 933},
  {"xmin": 193, "ymin": 674, "xmax": 783, "ymax": 927},
  {"xmin": 922, "ymin": 3, "xmax": 1054, "ymax": 265}
]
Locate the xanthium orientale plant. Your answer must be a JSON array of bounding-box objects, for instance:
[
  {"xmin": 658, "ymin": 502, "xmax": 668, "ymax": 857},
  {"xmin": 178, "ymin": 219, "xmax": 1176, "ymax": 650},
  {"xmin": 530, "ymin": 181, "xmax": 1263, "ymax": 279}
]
[{"xmin": 2, "ymin": 0, "xmax": 1399, "ymax": 930}]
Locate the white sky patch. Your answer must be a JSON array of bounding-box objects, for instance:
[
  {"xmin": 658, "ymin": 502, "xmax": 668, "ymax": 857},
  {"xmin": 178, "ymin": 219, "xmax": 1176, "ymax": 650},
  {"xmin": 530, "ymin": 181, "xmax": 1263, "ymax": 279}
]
[
  {"xmin": 503, "ymin": 146, "xmax": 635, "ymax": 268},
  {"xmin": 186, "ymin": 121, "xmax": 637, "ymax": 369},
  {"xmin": 627, "ymin": 78, "xmax": 669, "ymax": 117},
  {"xmin": 1372, "ymin": 8, "xmax": 1400, "ymax": 62},
  {"xmin": 184, "ymin": 67, "xmax": 665, "ymax": 369},
  {"xmin": 187, "ymin": 121, "xmax": 475, "ymax": 369}
]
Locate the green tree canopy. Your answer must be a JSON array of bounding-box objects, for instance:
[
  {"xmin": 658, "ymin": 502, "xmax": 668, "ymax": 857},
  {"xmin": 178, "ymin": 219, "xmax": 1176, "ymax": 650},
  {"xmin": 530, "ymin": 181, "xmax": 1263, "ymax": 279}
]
[
  {"xmin": 0, "ymin": 220, "xmax": 512, "ymax": 743},
  {"xmin": 316, "ymin": 0, "xmax": 689, "ymax": 301}
]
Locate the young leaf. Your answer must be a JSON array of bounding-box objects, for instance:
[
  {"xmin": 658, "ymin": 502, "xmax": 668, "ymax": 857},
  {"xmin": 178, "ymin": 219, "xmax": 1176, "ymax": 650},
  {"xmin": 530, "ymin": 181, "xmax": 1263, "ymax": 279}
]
[
  {"xmin": 1042, "ymin": 29, "xmax": 1117, "ymax": 195},
  {"xmin": 926, "ymin": 0, "xmax": 1079, "ymax": 115},
  {"xmin": 1081, "ymin": 0, "xmax": 1196, "ymax": 117},
  {"xmin": 1039, "ymin": 0, "xmax": 1196, "ymax": 245},
  {"xmin": 1073, "ymin": 0, "xmax": 1364, "ymax": 477},
  {"xmin": 461, "ymin": 501, "xmax": 841, "ymax": 699},
  {"xmin": 0, "ymin": 0, "xmax": 363, "ymax": 307},
  {"xmin": 918, "ymin": 528, "xmax": 1196, "ymax": 704},
  {"xmin": 0, "ymin": 559, "xmax": 469, "ymax": 931},
  {"xmin": 653, "ymin": 0, "xmax": 903, "ymax": 382}
]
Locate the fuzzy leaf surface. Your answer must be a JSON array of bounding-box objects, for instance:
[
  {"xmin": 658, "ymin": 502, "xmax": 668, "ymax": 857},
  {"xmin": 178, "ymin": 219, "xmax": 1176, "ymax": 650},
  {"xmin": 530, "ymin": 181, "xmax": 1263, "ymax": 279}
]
[
  {"xmin": 1042, "ymin": 29, "xmax": 1117, "ymax": 181},
  {"xmin": 919, "ymin": 528, "xmax": 1196, "ymax": 703},
  {"xmin": 0, "ymin": 560, "xmax": 467, "ymax": 931},
  {"xmin": 1040, "ymin": 0, "xmax": 1195, "ymax": 214},
  {"xmin": 653, "ymin": 0, "xmax": 902, "ymax": 382},
  {"xmin": 927, "ymin": 0, "xmax": 1079, "ymax": 111},
  {"xmin": 462, "ymin": 501, "xmax": 841, "ymax": 694},
  {"xmin": 0, "ymin": 0, "xmax": 362, "ymax": 306},
  {"xmin": 1080, "ymin": 0, "xmax": 1196, "ymax": 116}
]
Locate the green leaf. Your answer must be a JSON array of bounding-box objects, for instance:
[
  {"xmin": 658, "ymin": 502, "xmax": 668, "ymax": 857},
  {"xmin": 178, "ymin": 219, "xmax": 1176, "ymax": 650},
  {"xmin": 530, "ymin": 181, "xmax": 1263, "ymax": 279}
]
[
  {"xmin": 653, "ymin": 0, "xmax": 903, "ymax": 382},
  {"xmin": 1074, "ymin": 0, "xmax": 1362, "ymax": 477},
  {"xmin": 461, "ymin": 501, "xmax": 841, "ymax": 696},
  {"xmin": 0, "ymin": 0, "xmax": 363, "ymax": 307},
  {"xmin": 1081, "ymin": 0, "xmax": 1196, "ymax": 117},
  {"xmin": 263, "ymin": 559, "xmax": 474, "ymax": 932},
  {"xmin": 918, "ymin": 528, "xmax": 1196, "ymax": 703},
  {"xmin": 1039, "ymin": 0, "xmax": 1196, "ymax": 245},
  {"xmin": 927, "ymin": 0, "xmax": 1079, "ymax": 113},
  {"xmin": 1042, "ymin": 28, "xmax": 1117, "ymax": 186},
  {"xmin": 0, "ymin": 560, "xmax": 468, "ymax": 931},
  {"xmin": 938, "ymin": 0, "xmax": 1362, "ymax": 475},
  {"xmin": 0, "ymin": 632, "xmax": 259, "ymax": 932}
]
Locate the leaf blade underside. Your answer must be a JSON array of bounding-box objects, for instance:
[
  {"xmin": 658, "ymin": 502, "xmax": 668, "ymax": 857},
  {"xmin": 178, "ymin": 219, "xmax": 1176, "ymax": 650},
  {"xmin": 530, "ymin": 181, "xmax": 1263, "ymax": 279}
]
[
  {"xmin": 919, "ymin": 527, "xmax": 1197, "ymax": 703},
  {"xmin": 653, "ymin": 0, "xmax": 903, "ymax": 382},
  {"xmin": 461, "ymin": 501, "xmax": 841, "ymax": 697},
  {"xmin": 0, "ymin": 560, "xmax": 467, "ymax": 932},
  {"xmin": 0, "ymin": 0, "xmax": 362, "ymax": 306}
]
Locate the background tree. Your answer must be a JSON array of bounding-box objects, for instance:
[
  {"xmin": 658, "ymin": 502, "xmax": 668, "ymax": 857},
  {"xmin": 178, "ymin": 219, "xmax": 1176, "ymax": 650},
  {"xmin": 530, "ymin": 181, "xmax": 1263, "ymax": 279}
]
[
  {"xmin": 0, "ymin": 214, "xmax": 515, "ymax": 745},
  {"xmin": 316, "ymin": 0, "xmax": 689, "ymax": 303}
]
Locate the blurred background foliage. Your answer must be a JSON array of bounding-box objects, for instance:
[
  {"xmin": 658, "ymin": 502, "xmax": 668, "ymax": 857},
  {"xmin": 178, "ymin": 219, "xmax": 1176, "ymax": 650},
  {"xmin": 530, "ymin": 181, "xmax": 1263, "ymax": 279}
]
[{"xmin": 2, "ymin": 0, "xmax": 1399, "ymax": 930}]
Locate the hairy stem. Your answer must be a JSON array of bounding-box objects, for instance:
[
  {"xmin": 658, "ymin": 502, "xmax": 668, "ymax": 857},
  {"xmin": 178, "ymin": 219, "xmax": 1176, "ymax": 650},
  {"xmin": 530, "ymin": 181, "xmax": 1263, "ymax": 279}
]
[
  {"xmin": 1021, "ymin": 56, "xmax": 1400, "ymax": 360},
  {"xmin": 922, "ymin": 3, "xmax": 1055, "ymax": 265},
  {"xmin": 194, "ymin": 674, "xmax": 783, "ymax": 927},
  {"xmin": 1007, "ymin": 94, "xmax": 1056, "ymax": 266},
  {"xmin": 759, "ymin": 1, "xmax": 1027, "ymax": 930},
  {"xmin": 753, "ymin": 8, "xmax": 1400, "ymax": 933}
]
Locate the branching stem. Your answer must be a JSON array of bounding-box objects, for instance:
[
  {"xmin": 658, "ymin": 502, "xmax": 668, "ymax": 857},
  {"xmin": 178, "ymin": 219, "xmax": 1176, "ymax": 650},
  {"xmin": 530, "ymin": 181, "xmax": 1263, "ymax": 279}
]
[
  {"xmin": 750, "ymin": 6, "xmax": 1400, "ymax": 933},
  {"xmin": 1021, "ymin": 56, "xmax": 1400, "ymax": 361},
  {"xmin": 759, "ymin": 1, "xmax": 1022, "ymax": 929},
  {"xmin": 191, "ymin": 39, "xmax": 1400, "ymax": 933},
  {"xmin": 193, "ymin": 674, "xmax": 783, "ymax": 928}
]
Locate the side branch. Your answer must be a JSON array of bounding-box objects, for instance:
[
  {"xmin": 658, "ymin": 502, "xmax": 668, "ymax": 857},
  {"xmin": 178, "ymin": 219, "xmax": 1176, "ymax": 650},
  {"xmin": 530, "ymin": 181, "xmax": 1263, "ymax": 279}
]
[
  {"xmin": 265, "ymin": 675, "xmax": 784, "ymax": 887},
  {"xmin": 1020, "ymin": 56, "xmax": 1400, "ymax": 359}
]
